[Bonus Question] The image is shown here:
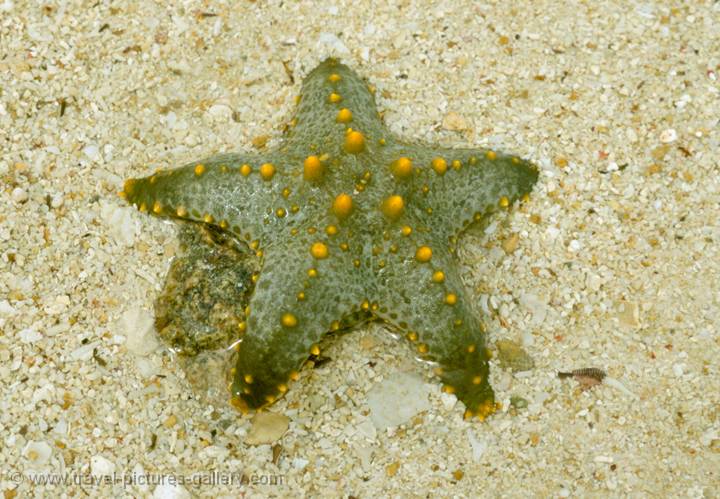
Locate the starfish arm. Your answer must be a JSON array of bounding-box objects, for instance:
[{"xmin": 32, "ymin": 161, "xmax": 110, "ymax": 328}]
[
  {"xmin": 285, "ymin": 58, "xmax": 383, "ymax": 152},
  {"xmin": 229, "ymin": 233, "xmax": 369, "ymax": 411},
  {"xmin": 374, "ymin": 239, "xmax": 497, "ymax": 420},
  {"xmin": 381, "ymin": 143, "xmax": 538, "ymax": 239},
  {"xmin": 121, "ymin": 153, "xmax": 297, "ymax": 245}
]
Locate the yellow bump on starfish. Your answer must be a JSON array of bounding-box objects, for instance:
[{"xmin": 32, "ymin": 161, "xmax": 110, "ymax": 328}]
[
  {"xmin": 310, "ymin": 344, "xmax": 321, "ymax": 356},
  {"xmin": 328, "ymin": 73, "xmax": 341, "ymax": 83},
  {"xmin": 244, "ymin": 374, "xmax": 254, "ymax": 384},
  {"xmin": 415, "ymin": 245, "xmax": 432, "ymax": 262},
  {"xmin": 260, "ymin": 163, "xmax": 275, "ymax": 181},
  {"xmin": 328, "ymin": 92, "xmax": 342, "ymax": 104},
  {"xmin": 281, "ymin": 313, "xmax": 298, "ymax": 328},
  {"xmin": 240, "ymin": 163, "xmax": 252, "ymax": 176},
  {"xmin": 176, "ymin": 206, "xmax": 187, "ymax": 217},
  {"xmin": 485, "ymin": 150, "xmax": 497, "ymax": 160},
  {"xmin": 431, "ymin": 157, "xmax": 447, "ymax": 175},
  {"xmin": 203, "ymin": 213, "xmax": 214, "ymax": 224},
  {"xmin": 472, "ymin": 375, "xmax": 483, "ymax": 385},
  {"xmin": 276, "ymin": 208, "xmax": 287, "ymax": 218},
  {"xmin": 303, "ymin": 155, "xmax": 324, "ymax": 182},
  {"xmin": 445, "ymin": 293, "xmax": 457, "ymax": 305},
  {"xmin": 391, "ymin": 157, "xmax": 413, "ymax": 179},
  {"xmin": 432, "ymin": 270, "xmax": 445, "ymax": 283},
  {"xmin": 310, "ymin": 242, "xmax": 329, "ymax": 259},
  {"xmin": 344, "ymin": 130, "xmax": 365, "ymax": 153},
  {"xmin": 194, "ymin": 164, "xmax": 205, "ymax": 176},
  {"xmin": 152, "ymin": 200, "xmax": 162, "ymax": 214},
  {"xmin": 336, "ymin": 108, "xmax": 353, "ymax": 123},
  {"xmin": 401, "ymin": 225, "xmax": 412, "ymax": 236},
  {"xmin": 332, "ymin": 193, "xmax": 353, "ymax": 219},
  {"xmin": 381, "ymin": 195, "xmax": 404, "ymax": 220},
  {"xmin": 499, "ymin": 196, "xmax": 510, "ymax": 208}
]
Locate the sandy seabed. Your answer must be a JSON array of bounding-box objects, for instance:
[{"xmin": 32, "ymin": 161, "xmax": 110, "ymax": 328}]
[{"xmin": 1, "ymin": 1, "xmax": 719, "ymax": 497}]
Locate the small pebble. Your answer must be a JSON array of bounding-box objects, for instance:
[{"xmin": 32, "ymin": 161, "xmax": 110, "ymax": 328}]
[
  {"xmin": 659, "ymin": 128, "xmax": 677, "ymax": 143},
  {"xmin": 367, "ymin": 371, "xmax": 431, "ymax": 429},
  {"xmin": 119, "ymin": 307, "xmax": 160, "ymax": 356},
  {"xmin": 495, "ymin": 340, "xmax": 535, "ymax": 372},
  {"xmin": 442, "ymin": 111, "xmax": 469, "ymax": 131},
  {"xmin": 11, "ymin": 187, "xmax": 28, "ymax": 203},
  {"xmin": 22, "ymin": 440, "xmax": 52, "ymax": 466},
  {"xmin": 153, "ymin": 482, "xmax": 191, "ymax": 499},
  {"xmin": 90, "ymin": 455, "xmax": 116, "ymax": 476},
  {"xmin": 245, "ymin": 412, "xmax": 290, "ymax": 445},
  {"xmin": 19, "ymin": 328, "xmax": 42, "ymax": 343}
]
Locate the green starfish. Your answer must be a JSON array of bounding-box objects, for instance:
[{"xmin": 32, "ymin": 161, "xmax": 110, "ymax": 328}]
[{"xmin": 122, "ymin": 58, "xmax": 538, "ymax": 420}]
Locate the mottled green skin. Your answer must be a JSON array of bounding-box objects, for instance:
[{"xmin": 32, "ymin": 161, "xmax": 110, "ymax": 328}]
[
  {"xmin": 123, "ymin": 58, "xmax": 538, "ymax": 416},
  {"xmin": 155, "ymin": 223, "xmax": 256, "ymax": 356}
]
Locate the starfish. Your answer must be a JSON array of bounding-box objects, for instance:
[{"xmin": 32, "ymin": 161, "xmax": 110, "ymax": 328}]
[{"xmin": 121, "ymin": 58, "xmax": 538, "ymax": 420}]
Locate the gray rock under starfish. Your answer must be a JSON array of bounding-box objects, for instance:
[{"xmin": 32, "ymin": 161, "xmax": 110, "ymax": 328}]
[{"xmin": 122, "ymin": 58, "xmax": 538, "ymax": 420}]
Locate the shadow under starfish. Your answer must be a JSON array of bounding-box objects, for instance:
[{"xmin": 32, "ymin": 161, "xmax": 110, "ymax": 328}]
[{"xmin": 122, "ymin": 58, "xmax": 539, "ymax": 421}]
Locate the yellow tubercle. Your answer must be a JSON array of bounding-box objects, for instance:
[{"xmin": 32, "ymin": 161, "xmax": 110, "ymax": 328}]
[
  {"xmin": 472, "ymin": 375, "xmax": 483, "ymax": 385},
  {"xmin": 276, "ymin": 208, "xmax": 287, "ymax": 218},
  {"xmin": 445, "ymin": 293, "xmax": 457, "ymax": 305},
  {"xmin": 303, "ymin": 155, "xmax": 324, "ymax": 182},
  {"xmin": 391, "ymin": 157, "xmax": 413, "ymax": 179},
  {"xmin": 310, "ymin": 242, "xmax": 329, "ymax": 259},
  {"xmin": 328, "ymin": 92, "xmax": 342, "ymax": 104},
  {"xmin": 325, "ymin": 225, "xmax": 338, "ymax": 236},
  {"xmin": 432, "ymin": 270, "xmax": 445, "ymax": 283},
  {"xmin": 176, "ymin": 206, "xmax": 188, "ymax": 217},
  {"xmin": 499, "ymin": 196, "xmax": 510, "ymax": 208},
  {"xmin": 244, "ymin": 374, "xmax": 254, "ymax": 384},
  {"xmin": 442, "ymin": 385, "xmax": 456, "ymax": 394},
  {"xmin": 485, "ymin": 150, "xmax": 497, "ymax": 160},
  {"xmin": 431, "ymin": 157, "xmax": 447, "ymax": 175},
  {"xmin": 344, "ymin": 130, "xmax": 365, "ymax": 154},
  {"xmin": 401, "ymin": 225, "xmax": 412, "ymax": 236},
  {"xmin": 332, "ymin": 193, "xmax": 354, "ymax": 219},
  {"xmin": 307, "ymin": 268, "xmax": 318, "ymax": 278},
  {"xmin": 289, "ymin": 371, "xmax": 300, "ymax": 381},
  {"xmin": 281, "ymin": 313, "xmax": 298, "ymax": 328},
  {"xmin": 260, "ymin": 163, "xmax": 276, "ymax": 181},
  {"xmin": 406, "ymin": 331, "xmax": 418, "ymax": 342},
  {"xmin": 194, "ymin": 164, "xmax": 205, "ymax": 176},
  {"xmin": 336, "ymin": 108, "xmax": 353, "ymax": 123},
  {"xmin": 297, "ymin": 291, "xmax": 305, "ymax": 301},
  {"xmin": 278, "ymin": 383, "xmax": 288, "ymax": 394},
  {"xmin": 123, "ymin": 179, "xmax": 138, "ymax": 198},
  {"xmin": 452, "ymin": 159, "xmax": 462, "ymax": 170},
  {"xmin": 240, "ymin": 164, "xmax": 252, "ymax": 176},
  {"xmin": 152, "ymin": 201, "xmax": 162, "ymax": 214},
  {"xmin": 381, "ymin": 195, "xmax": 405, "ymax": 220},
  {"xmin": 238, "ymin": 321, "xmax": 246, "ymax": 333},
  {"xmin": 415, "ymin": 245, "xmax": 432, "ymax": 263},
  {"xmin": 328, "ymin": 73, "xmax": 342, "ymax": 83},
  {"xmin": 310, "ymin": 344, "xmax": 321, "ymax": 356},
  {"xmin": 417, "ymin": 343, "xmax": 429, "ymax": 354},
  {"xmin": 203, "ymin": 213, "xmax": 214, "ymax": 224}
]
